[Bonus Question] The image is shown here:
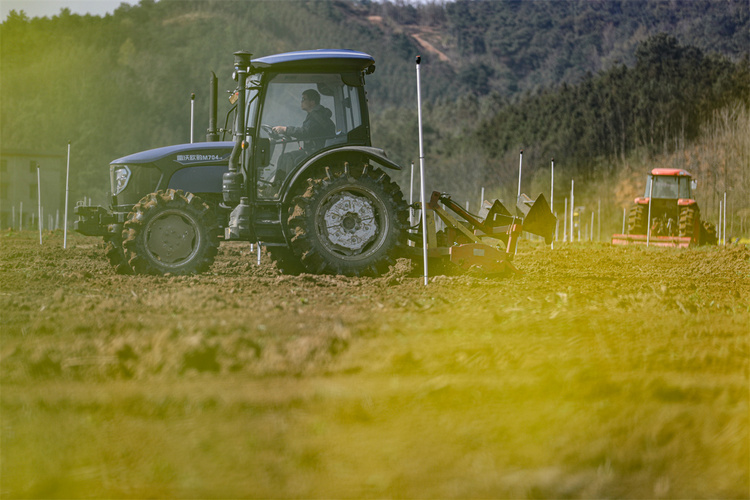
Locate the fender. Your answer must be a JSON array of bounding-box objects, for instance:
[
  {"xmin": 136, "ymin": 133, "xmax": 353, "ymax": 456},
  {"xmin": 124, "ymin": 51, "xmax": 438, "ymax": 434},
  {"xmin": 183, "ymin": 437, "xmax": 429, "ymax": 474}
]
[{"xmin": 280, "ymin": 146, "xmax": 402, "ymax": 204}]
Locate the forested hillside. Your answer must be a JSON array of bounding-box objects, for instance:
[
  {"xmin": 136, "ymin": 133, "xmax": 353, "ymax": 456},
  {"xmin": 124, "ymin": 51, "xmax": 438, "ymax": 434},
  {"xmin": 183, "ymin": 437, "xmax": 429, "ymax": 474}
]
[{"xmin": 1, "ymin": 0, "xmax": 748, "ymax": 236}]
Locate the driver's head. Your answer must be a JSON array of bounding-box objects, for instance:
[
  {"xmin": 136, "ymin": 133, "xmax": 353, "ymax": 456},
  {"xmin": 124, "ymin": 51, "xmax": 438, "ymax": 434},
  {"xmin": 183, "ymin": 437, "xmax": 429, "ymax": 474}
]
[{"xmin": 301, "ymin": 89, "xmax": 320, "ymax": 111}]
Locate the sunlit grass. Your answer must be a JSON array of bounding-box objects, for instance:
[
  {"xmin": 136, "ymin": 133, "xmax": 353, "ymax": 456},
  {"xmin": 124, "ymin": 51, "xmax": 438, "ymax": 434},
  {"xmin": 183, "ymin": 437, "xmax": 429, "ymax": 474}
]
[{"xmin": 1, "ymin": 232, "xmax": 748, "ymax": 498}]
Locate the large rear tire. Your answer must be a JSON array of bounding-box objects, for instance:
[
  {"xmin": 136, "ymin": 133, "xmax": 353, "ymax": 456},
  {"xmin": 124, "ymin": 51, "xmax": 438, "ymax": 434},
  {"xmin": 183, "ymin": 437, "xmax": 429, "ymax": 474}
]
[
  {"xmin": 286, "ymin": 163, "xmax": 408, "ymax": 276},
  {"xmin": 700, "ymin": 221, "xmax": 717, "ymax": 245},
  {"xmin": 267, "ymin": 246, "xmax": 305, "ymax": 275},
  {"xmin": 122, "ymin": 189, "xmax": 220, "ymax": 275},
  {"xmin": 627, "ymin": 205, "xmax": 647, "ymax": 235},
  {"xmin": 679, "ymin": 206, "xmax": 698, "ymax": 243}
]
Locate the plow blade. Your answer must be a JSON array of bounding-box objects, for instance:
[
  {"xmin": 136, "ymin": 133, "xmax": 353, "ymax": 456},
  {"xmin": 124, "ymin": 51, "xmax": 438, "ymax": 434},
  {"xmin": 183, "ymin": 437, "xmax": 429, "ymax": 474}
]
[
  {"xmin": 517, "ymin": 193, "xmax": 556, "ymax": 244},
  {"xmin": 449, "ymin": 243, "xmax": 519, "ymax": 274},
  {"xmin": 611, "ymin": 234, "xmax": 692, "ymax": 248}
]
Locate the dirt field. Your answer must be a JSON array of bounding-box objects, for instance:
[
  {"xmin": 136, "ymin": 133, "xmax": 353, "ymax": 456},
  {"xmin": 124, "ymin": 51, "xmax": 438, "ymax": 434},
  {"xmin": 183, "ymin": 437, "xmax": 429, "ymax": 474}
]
[{"xmin": 2, "ymin": 230, "xmax": 748, "ymax": 498}]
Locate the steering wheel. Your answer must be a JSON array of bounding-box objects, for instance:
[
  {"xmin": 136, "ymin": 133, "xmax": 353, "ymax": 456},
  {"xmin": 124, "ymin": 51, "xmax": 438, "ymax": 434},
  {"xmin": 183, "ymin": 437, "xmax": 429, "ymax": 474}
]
[{"xmin": 261, "ymin": 124, "xmax": 284, "ymax": 141}]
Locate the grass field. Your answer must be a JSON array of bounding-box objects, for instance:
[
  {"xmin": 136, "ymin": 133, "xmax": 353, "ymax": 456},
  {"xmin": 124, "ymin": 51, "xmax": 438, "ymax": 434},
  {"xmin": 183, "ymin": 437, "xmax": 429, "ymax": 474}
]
[{"xmin": 1, "ymin": 231, "xmax": 748, "ymax": 498}]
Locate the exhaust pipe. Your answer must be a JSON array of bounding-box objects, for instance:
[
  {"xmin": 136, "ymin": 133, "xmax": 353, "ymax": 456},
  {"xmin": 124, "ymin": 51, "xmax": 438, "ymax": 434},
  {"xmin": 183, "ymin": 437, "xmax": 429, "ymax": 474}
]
[
  {"xmin": 206, "ymin": 72, "xmax": 219, "ymax": 142},
  {"xmin": 223, "ymin": 51, "xmax": 252, "ymax": 206}
]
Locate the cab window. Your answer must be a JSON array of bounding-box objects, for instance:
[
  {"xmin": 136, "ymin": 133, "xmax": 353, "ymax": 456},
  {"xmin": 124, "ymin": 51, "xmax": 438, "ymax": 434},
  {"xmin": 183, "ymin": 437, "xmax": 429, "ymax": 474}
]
[{"xmin": 256, "ymin": 73, "xmax": 365, "ymax": 199}]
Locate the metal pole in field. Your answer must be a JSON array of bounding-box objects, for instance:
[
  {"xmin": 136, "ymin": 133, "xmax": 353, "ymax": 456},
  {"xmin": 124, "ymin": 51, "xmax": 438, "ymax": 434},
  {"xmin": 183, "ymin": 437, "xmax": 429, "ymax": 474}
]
[
  {"xmin": 723, "ymin": 192, "xmax": 727, "ymax": 245},
  {"xmin": 416, "ymin": 55, "xmax": 429, "ymax": 286},
  {"xmin": 563, "ymin": 198, "xmax": 568, "ymax": 243},
  {"xmin": 646, "ymin": 177, "xmax": 654, "ymax": 247},
  {"xmin": 12, "ymin": 206, "xmax": 15, "ymax": 229},
  {"xmin": 517, "ymin": 150, "xmax": 523, "ymax": 200},
  {"xmin": 590, "ymin": 211, "xmax": 595, "ymax": 242},
  {"xmin": 257, "ymin": 242, "xmax": 261, "ymax": 265},
  {"xmin": 570, "ymin": 180, "xmax": 574, "ymax": 243},
  {"xmin": 480, "ymin": 187, "xmax": 485, "ymax": 208},
  {"xmin": 64, "ymin": 141, "xmax": 71, "ymax": 248},
  {"xmin": 20, "ymin": 202, "xmax": 23, "ymax": 231},
  {"xmin": 190, "ymin": 93, "xmax": 195, "ymax": 144},
  {"xmin": 409, "ymin": 161, "xmax": 415, "ymax": 226},
  {"xmin": 622, "ymin": 208, "xmax": 626, "ymax": 234},
  {"xmin": 37, "ymin": 164, "xmax": 42, "ymax": 244},
  {"xmin": 718, "ymin": 200, "xmax": 722, "ymax": 243},
  {"xmin": 597, "ymin": 199, "xmax": 601, "ymax": 241},
  {"xmin": 550, "ymin": 158, "xmax": 554, "ymax": 248}
]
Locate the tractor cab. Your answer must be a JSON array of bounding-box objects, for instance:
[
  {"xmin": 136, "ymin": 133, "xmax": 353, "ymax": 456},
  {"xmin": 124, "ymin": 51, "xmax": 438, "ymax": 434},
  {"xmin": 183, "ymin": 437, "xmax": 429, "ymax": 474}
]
[
  {"xmin": 643, "ymin": 168, "xmax": 696, "ymax": 201},
  {"xmin": 229, "ymin": 50, "xmax": 375, "ymax": 201}
]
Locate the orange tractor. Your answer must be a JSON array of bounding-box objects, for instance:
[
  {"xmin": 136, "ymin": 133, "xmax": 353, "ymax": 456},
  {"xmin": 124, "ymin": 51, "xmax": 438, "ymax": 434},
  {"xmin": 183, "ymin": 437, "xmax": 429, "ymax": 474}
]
[{"xmin": 612, "ymin": 168, "xmax": 717, "ymax": 247}]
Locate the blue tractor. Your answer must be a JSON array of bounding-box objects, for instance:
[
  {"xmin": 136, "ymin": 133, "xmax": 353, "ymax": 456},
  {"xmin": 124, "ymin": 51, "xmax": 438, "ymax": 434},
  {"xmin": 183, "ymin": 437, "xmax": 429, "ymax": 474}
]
[{"xmin": 75, "ymin": 50, "xmax": 409, "ymax": 276}]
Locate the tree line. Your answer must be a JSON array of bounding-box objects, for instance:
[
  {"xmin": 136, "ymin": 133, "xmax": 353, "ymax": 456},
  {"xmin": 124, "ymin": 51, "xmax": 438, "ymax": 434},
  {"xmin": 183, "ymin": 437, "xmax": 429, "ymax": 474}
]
[{"xmin": 1, "ymin": 0, "xmax": 748, "ymax": 235}]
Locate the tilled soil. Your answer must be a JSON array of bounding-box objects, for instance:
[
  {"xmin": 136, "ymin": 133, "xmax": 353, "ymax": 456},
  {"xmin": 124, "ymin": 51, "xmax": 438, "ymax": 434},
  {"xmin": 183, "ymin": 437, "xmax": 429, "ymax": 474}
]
[
  {"xmin": 2, "ymin": 231, "xmax": 748, "ymax": 381},
  {"xmin": 1, "ymin": 231, "xmax": 748, "ymax": 498}
]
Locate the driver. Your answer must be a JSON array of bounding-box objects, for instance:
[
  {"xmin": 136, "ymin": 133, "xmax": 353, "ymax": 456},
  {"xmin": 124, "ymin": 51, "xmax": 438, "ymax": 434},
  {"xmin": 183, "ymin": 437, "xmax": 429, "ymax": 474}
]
[
  {"xmin": 272, "ymin": 89, "xmax": 335, "ymax": 155},
  {"xmin": 269, "ymin": 89, "xmax": 335, "ymax": 188}
]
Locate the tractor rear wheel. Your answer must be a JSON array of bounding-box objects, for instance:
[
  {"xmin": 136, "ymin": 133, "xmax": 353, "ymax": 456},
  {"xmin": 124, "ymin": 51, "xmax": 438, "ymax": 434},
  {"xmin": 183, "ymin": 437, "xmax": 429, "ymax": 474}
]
[
  {"xmin": 679, "ymin": 206, "xmax": 698, "ymax": 242},
  {"xmin": 122, "ymin": 189, "xmax": 220, "ymax": 275},
  {"xmin": 627, "ymin": 205, "xmax": 647, "ymax": 235},
  {"xmin": 267, "ymin": 246, "xmax": 305, "ymax": 275},
  {"xmin": 286, "ymin": 163, "xmax": 408, "ymax": 276},
  {"xmin": 700, "ymin": 221, "xmax": 717, "ymax": 245}
]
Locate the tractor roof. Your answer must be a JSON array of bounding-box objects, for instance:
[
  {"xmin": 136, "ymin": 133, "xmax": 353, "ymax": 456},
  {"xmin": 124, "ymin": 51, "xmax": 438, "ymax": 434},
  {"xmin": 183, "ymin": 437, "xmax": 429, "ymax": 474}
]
[
  {"xmin": 651, "ymin": 168, "xmax": 692, "ymax": 177},
  {"xmin": 252, "ymin": 49, "xmax": 375, "ymax": 74}
]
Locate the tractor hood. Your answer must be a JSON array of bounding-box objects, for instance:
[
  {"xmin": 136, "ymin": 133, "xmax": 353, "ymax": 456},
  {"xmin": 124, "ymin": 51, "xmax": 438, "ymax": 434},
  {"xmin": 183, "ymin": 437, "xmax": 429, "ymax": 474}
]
[{"xmin": 112, "ymin": 141, "xmax": 234, "ymax": 165}]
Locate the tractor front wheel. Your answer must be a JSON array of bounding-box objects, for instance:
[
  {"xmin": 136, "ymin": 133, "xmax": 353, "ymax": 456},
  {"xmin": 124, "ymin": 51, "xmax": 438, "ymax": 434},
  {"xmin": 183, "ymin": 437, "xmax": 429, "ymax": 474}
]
[
  {"xmin": 122, "ymin": 189, "xmax": 220, "ymax": 275},
  {"xmin": 104, "ymin": 233, "xmax": 133, "ymax": 275}
]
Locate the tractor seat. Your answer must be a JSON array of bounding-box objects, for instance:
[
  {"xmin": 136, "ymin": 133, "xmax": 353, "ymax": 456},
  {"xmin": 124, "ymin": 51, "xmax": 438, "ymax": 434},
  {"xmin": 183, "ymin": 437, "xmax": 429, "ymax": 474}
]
[{"xmin": 324, "ymin": 130, "xmax": 347, "ymax": 148}]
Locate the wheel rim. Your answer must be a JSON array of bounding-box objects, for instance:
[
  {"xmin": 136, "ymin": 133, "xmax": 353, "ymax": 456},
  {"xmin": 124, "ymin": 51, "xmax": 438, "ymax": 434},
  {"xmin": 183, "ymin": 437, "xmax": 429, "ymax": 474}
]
[
  {"xmin": 144, "ymin": 209, "xmax": 201, "ymax": 267},
  {"xmin": 314, "ymin": 186, "xmax": 389, "ymax": 260}
]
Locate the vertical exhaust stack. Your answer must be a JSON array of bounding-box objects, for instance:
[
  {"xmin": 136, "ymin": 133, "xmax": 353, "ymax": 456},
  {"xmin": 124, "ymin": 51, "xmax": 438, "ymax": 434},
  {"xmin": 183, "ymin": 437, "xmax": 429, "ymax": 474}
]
[
  {"xmin": 223, "ymin": 51, "xmax": 252, "ymax": 206},
  {"xmin": 206, "ymin": 72, "xmax": 219, "ymax": 142}
]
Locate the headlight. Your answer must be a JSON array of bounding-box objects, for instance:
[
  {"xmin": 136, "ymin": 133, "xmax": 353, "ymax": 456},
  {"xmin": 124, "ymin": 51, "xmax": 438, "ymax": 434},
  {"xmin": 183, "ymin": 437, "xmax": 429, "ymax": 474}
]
[{"xmin": 110, "ymin": 165, "xmax": 131, "ymax": 196}]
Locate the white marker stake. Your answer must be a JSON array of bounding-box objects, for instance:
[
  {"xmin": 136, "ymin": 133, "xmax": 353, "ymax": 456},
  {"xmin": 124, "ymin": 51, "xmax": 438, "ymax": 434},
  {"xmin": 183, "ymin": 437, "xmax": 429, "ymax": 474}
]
[
  {"xmin": 563, "ymin": 198, "xmax": 568, "ymax": 243},
  {"xmin": 590, "ymin": 211, "xmax": 595, "ymax": 242},
  {"xmin": 718, "ymin": 200, "xmax": 722, "ymax": 244},
  {"xmin": 480, "ymin": 187, "xmax": 485, "ymax": 208},
  {"xmin": 190, "ymin": 93, "xmax": 195, "ymax": 144},
  {"xmin": 416, "ymin": 55, "xmax": 428, "ymax": 286},
  {"xmin": 20, "ymin": 202, "xmax": 23, "ymax": 231},
  {"xmin": 517, "ymin": 150, "xmax": 523, "ymax": 200},
  {"xmin": 550, "ymin": 158, "xmax": 554, "ymax": 248},
  {"xmin": 622, "ymin": 208, "xmax": 627, "ymax": 234},
  {"xmin": 37, "ymin": 165, "xmax": 42, "ymax": 244},
  {"xmin": 646, "ymin": 177, "xmax": 654, "ymax": 247},
  {"xmin": 723, "ymin": 192, "xmax": 727, "ymax": 245},
  {"xmin": 257, "ymin": 242, "xmax": 261, "ymax": 266},
  {"xmin": 570, "ymin": 180, "xmax": 574, "ymax": 243},
  {"xmin": 410, "ymin": 161, "xmax": 415, "ymax": 226},
  {"xmin": 64, "ymin": 141, "xmax": 71, "ymax": 248}
]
